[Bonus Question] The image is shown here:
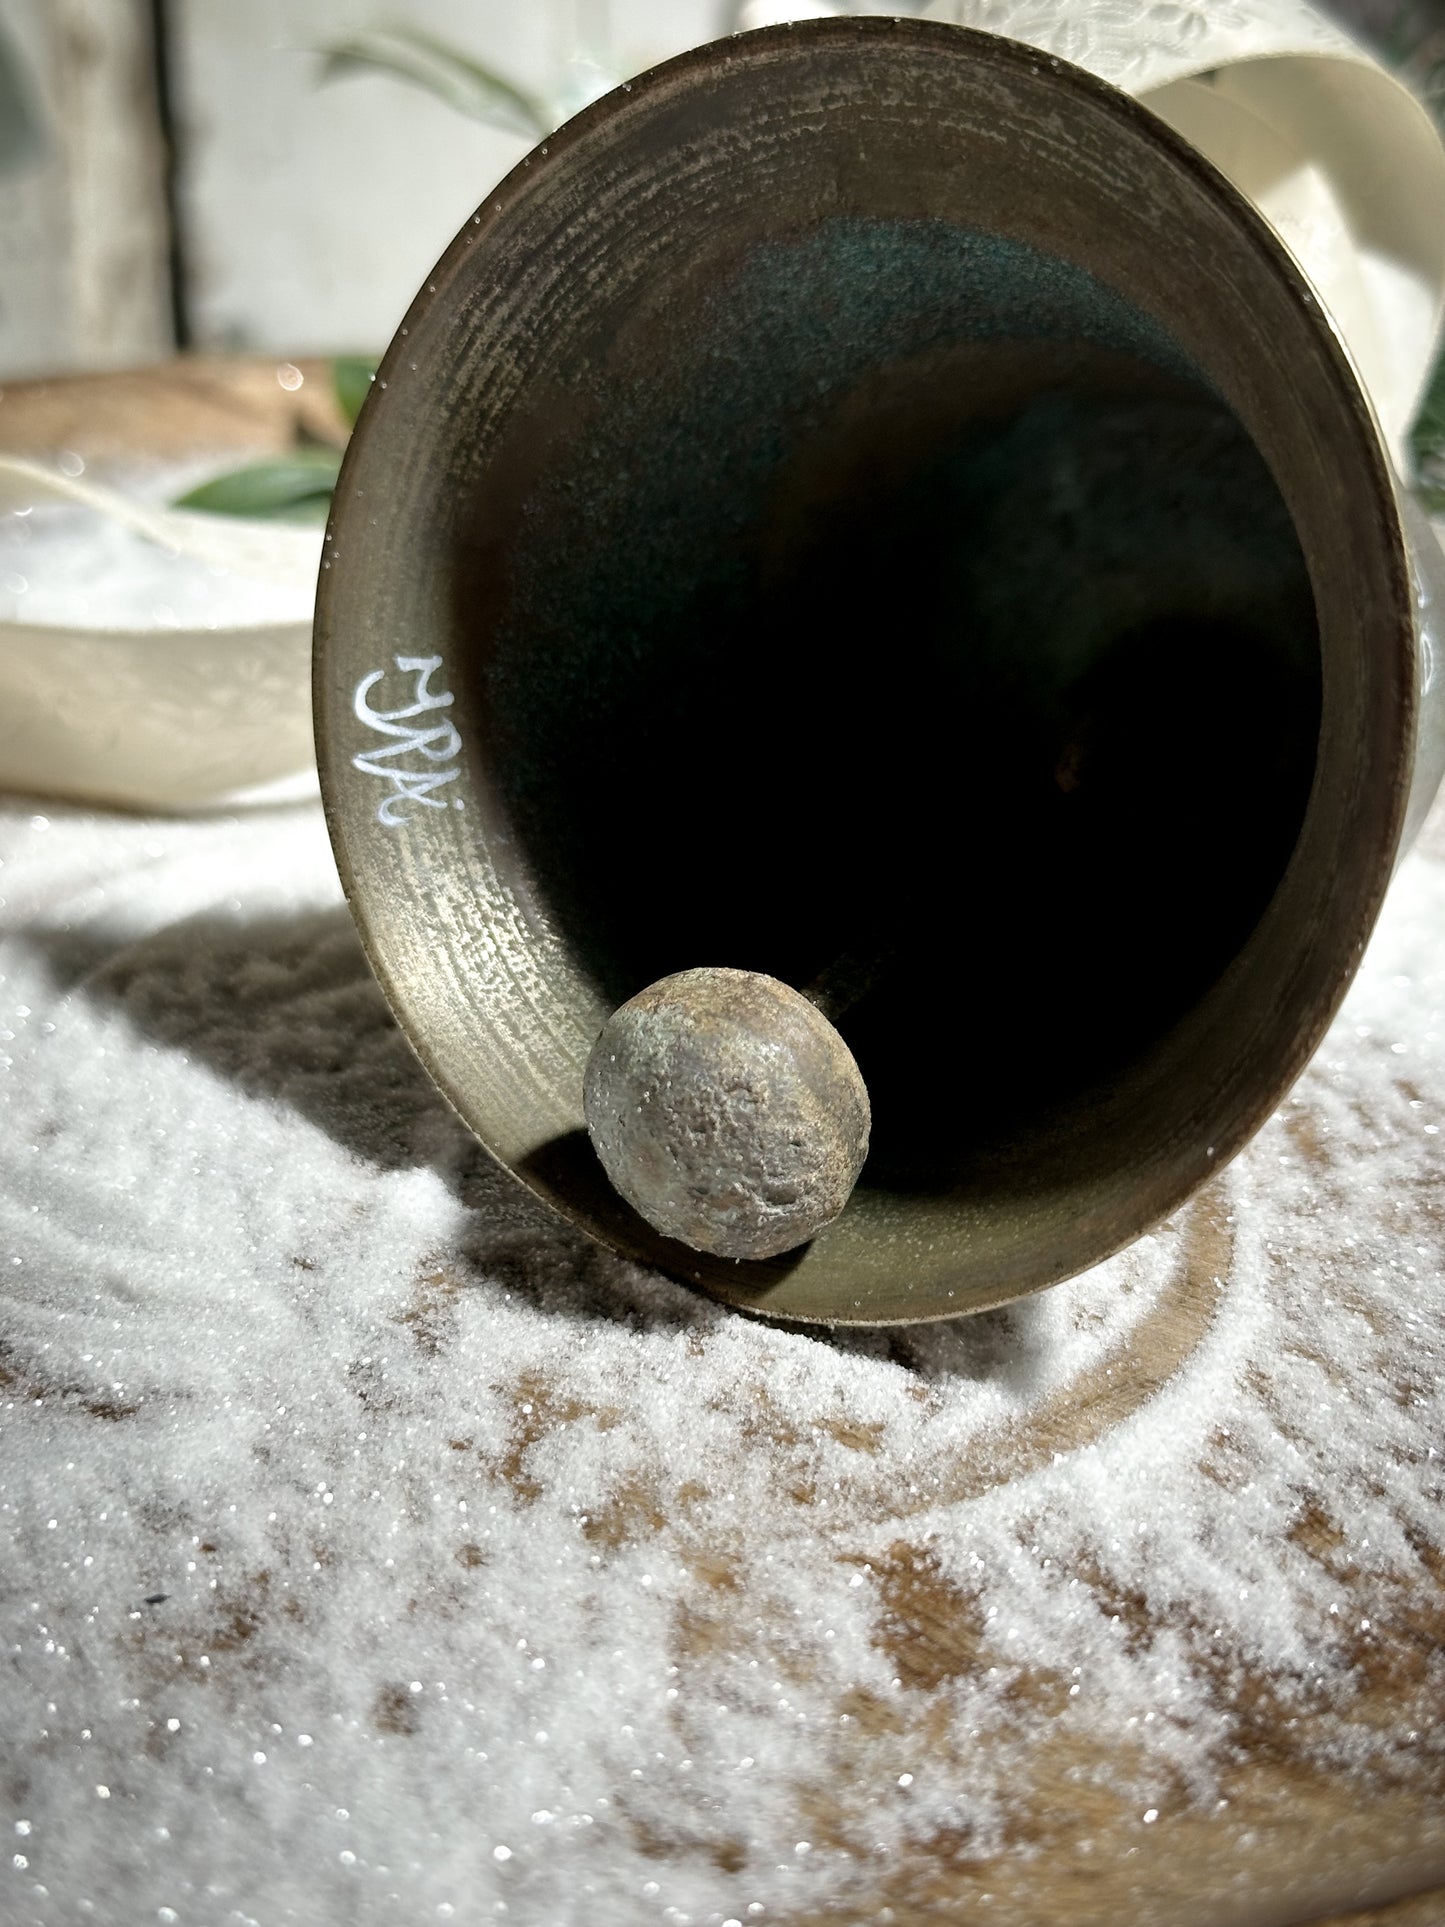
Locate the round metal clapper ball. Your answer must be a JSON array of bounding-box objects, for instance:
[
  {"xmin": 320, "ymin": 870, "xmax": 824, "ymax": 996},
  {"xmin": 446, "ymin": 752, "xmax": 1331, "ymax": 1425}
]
[{"xmin": 583, "ymin": 968, "xmax": 871, "ymax": 1262}]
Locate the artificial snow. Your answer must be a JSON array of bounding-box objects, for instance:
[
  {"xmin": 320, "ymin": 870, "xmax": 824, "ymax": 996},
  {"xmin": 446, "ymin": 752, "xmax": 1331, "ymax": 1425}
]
[{"xmin": 0, "ymin": 790, "xmax": 1441, "ymax": 1924}]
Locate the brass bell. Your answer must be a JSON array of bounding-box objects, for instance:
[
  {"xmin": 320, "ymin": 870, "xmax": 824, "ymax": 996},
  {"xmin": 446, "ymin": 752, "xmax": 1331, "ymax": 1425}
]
[{"xmin": 314, "ymin": 20, "xmax": 1445, "ymax": 1325}]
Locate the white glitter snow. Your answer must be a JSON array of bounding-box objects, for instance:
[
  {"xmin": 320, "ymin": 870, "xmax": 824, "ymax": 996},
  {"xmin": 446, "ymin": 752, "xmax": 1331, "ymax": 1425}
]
[{"xmin": 0, "ymin": 791, "xmax": 1440, "ymax": 1925}]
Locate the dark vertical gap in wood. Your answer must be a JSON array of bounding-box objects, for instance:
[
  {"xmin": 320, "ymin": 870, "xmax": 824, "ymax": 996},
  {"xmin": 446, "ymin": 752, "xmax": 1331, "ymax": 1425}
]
[{"xmin": 148, "ymin": 0, "xmax": 190, "ymax": 350}]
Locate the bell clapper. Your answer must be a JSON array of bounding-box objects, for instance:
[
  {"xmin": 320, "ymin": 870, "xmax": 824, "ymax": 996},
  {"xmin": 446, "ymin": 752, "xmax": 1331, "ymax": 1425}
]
[{"xmin": 582, "ymin": 959, "xmax": 884, "ymax": 1262}]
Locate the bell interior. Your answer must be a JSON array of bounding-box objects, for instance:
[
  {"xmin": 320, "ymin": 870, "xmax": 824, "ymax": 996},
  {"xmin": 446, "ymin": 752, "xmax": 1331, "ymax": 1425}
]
[{"xmin": 471, "ymin": 219, "xmax": 1320, "ymax": 1199}]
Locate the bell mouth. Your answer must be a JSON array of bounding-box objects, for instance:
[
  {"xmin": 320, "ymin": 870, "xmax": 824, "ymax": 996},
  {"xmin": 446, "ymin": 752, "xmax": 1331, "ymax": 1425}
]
[{"xmin": 315, "ymin": 19, "xmax": 1413, "ymax": 1325}]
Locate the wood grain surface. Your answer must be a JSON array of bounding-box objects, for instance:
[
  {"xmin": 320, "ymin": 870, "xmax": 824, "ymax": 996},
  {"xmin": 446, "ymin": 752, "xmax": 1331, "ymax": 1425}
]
[
  {"xmin": 0, "ymin": 0, "xmax": 172, "ymax": 381},
  {"xmin": 0, "ymin": 354, "xmax": 347, "ymax": 462}
]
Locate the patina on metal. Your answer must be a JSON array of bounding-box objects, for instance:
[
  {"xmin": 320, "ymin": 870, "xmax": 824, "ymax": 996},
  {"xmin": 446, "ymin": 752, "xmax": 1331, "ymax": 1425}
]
[{"xmin": 314, "ymin": 19, "xmax": 1444, "ymax": 1325}]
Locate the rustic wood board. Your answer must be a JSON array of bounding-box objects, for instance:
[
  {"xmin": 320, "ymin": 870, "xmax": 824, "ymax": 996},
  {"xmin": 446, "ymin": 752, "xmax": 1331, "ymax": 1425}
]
[
  {"xmin": 0, "ymin": 354, "xmax": 347, "ymax": 462},
  {"xmin": 0, "ymin": 0, "xmax": 171, "ymax": 381}
]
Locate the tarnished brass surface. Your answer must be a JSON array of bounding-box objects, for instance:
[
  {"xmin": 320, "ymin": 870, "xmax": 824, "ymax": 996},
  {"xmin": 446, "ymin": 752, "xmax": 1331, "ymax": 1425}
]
[{"xmin": 314, "ymin": 20, "xmax": 1422, "ymax": 1324}]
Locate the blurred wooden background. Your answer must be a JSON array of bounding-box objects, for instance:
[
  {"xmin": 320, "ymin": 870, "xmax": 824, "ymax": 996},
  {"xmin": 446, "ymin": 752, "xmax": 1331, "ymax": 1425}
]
[
  {"xmin": 0, "ymin": 0, "xmax": 1421, "ymax": 380},
  {"xmin": 0, "ymin": 0, "xmax": 725, "ymax": 378}
]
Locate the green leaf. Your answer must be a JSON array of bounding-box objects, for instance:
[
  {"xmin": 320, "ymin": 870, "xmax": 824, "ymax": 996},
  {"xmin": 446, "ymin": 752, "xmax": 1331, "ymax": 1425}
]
[
  {"xmin": 316, "ymin": 27, "xmax": 552, "ymax": 138},
  {"xmin": 172, "ymin": 451, "xmax": 342, "ymax": 523},
  {"xmin": 332, "ymin": 355, "xmax": 377, "ymax": 429},
  {"xmin": 1410, "ymin": 339, "xmax": 1445, "ymax": 489}
]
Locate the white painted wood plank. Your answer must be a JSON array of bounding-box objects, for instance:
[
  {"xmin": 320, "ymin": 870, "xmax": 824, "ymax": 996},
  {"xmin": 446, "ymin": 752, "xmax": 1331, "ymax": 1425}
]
[
  {"xmin": 0, "ymin": 0, "xmax": 171, "ymax": 379},
  {"xmin": 168, "ymin": 0, "xmax": 727, "ymax": 358}
]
